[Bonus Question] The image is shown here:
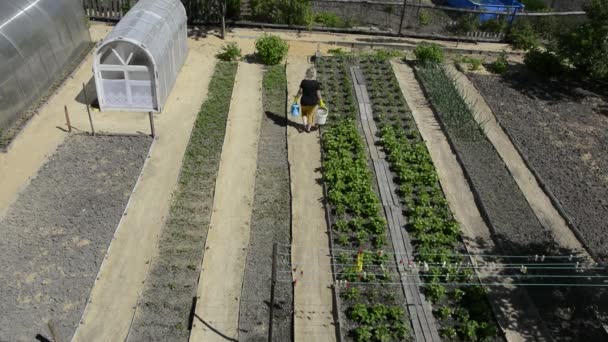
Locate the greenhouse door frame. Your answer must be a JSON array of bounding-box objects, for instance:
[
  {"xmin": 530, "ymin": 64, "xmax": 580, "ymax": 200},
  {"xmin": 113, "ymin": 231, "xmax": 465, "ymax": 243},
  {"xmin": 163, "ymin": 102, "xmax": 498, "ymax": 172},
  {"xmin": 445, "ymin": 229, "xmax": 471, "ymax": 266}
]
[{"xmin": 94, "ymin": 47, "xmax": 159, "ymax": 113}]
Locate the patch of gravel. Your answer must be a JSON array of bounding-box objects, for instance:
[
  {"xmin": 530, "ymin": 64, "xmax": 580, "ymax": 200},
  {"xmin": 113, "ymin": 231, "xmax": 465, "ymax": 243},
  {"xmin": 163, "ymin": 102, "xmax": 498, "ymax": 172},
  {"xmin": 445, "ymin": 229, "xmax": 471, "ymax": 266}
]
[
  {"xmin": 238, "ymin": 65, "xmax": 293, "ymax": 342},
  {"xmin": 468, "ymin": 73, "xmax": 608, "ymax": 262},
  {"xmin": 0, "ymin": 134, "xmax": 151, "ymax": 342}
]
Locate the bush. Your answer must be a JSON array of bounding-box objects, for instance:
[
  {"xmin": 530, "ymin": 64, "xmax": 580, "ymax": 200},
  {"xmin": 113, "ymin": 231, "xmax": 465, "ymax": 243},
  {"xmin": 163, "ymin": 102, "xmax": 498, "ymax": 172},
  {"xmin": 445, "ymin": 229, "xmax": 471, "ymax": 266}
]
[
  {"xmin": 479, "ymin": 18, "xmax": 506, "ymax": 33},
  {"xmin": 490, "ymin": 50, "xmax": 508, "ymax": 74},
  {"xmin": 314, "ymin": 12, "xmax": 349, "ymax": 27},
  {"xmin": 454, "ymin": 14, "xmax": 478, "ymax": 33},
  {"xmin": 414, "ymin": 43, "xmax": 444, "ymax": 66},
  {"xmin": 419, "ymin": 10, "xmax": 431, "ymax": 26},
  {"xmin": 216, "ymin": 42, "xmax": 242, "ymax": 61},
  {"xmin": 524, "ymin": 48, "xmax": 564, "ymax": 78},
  {"xmin": 506, "ymin": 21, "xmax": 539, "ymax": 51},
  {"xmin": 255, "ymin": 35, "xmax": 289, "ymax": 65},
  {"xmin": 250, "ymin": 0, "xmax": 311, "ymax": 25}
]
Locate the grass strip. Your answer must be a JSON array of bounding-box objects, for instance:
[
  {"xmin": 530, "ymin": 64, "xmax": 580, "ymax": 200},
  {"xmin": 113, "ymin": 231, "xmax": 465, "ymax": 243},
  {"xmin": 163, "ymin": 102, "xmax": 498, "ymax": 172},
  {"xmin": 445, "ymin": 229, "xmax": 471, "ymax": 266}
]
[
  {"xmin": 127, "ymin": 62, "xmax": 238, "ymax": 341},
  {"xmin": 238, "ymin": 64, "xmax": 292, "ymax": 341}
]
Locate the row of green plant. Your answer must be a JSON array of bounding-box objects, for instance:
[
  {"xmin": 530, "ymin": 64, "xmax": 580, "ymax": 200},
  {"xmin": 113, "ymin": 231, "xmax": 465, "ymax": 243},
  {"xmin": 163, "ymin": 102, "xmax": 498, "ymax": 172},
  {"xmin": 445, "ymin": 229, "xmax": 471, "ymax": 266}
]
[
  {"xmin": 358, "ymin": 56, "xmax": 499, "ymax": 341},
  {"xmin": 318, "ymin": 56, "xmax": 412, "ymax": 341}
]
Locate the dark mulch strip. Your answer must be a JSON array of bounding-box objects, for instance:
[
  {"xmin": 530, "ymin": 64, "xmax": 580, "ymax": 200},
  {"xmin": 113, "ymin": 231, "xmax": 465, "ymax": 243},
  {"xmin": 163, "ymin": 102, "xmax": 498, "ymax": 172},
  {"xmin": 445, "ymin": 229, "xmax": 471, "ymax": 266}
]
[
  {"xmin": 0, "ymin": 135, "xmax": 151, "ymax": 341},
  {"xmin": 127, "ymin": 62, "xmax": 237, "ymax": 341},
  {"xmin": 238, "ymin": 64, "xmax": 293, "ymax": 342}
]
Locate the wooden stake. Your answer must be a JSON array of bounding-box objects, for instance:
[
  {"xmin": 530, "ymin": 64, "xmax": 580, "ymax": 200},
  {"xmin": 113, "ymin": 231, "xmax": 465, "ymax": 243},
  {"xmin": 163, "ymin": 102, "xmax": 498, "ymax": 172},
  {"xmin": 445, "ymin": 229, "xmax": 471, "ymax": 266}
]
[
  {"xmin": 82, "ymin": 83, "xmax": 95, "ymax": 136},
  {"xmin": 149, "ymin": 111, "xmax": 156, "ymax": 138},
  {"xmin": 64, "ymin": 105, "xmax": 72, "ymax": 132},
  {"xmin": 48, "ymin": 320, "xmax": 60, "ymax": 342}
]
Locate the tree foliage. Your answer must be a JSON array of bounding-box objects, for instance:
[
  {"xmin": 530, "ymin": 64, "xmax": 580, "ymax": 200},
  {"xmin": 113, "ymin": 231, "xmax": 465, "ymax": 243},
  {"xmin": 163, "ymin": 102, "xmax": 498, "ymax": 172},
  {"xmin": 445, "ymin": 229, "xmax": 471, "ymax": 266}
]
[{"xmin": 250, "ymin": 0, "xmax": 311, "ymax": 25}]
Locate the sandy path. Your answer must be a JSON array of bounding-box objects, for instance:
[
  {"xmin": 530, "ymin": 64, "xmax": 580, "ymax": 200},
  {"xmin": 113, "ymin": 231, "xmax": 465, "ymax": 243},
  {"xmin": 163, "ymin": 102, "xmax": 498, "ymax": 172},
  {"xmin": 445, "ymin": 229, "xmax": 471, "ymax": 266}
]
[
  {"xmin": 189, "ymin": 62, "xmax": 263, "ymax": 342},
  {"xmin": 286, "ymin": 56, "xmax": 337, "ymax": 342},
  {"xmin": 445, "ymin": 65, "xmax": 587, "ymax": 257},
  {"xmin": 71, "ymin": 27, "xmax": 219, "ymax": 341},
  {"xmin": 391, "ymin": 60, "xmax": 551, "ymax": 342}
]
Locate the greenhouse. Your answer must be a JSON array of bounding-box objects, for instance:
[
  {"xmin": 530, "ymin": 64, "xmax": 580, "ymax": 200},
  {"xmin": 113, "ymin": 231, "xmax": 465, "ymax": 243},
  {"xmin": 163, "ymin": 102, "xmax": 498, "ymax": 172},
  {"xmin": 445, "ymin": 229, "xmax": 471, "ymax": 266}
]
[
  {"xmin": 0, "ymin": 0, "xmax": 91, "ymax": 129},
  {"xmin": 93, "ymin": 0, "xmax": 188, "ymax": 112}
]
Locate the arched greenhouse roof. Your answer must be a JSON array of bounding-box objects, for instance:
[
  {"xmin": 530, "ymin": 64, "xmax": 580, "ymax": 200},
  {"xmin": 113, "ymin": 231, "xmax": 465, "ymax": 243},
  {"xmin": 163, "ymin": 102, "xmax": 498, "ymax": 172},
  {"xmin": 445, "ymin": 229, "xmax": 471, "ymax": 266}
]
[
  {"xmin": 94, "ymin": 0, "xmax": 188, "ymax": 112},
  {"xmin": 0, "ymin": 0, "xmax": 91, "ymax": 129}
]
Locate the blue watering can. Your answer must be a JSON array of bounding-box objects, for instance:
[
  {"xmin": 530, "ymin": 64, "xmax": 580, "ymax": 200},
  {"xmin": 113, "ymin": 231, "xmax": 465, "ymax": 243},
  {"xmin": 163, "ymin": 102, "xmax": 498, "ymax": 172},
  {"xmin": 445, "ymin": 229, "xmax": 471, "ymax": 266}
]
[{"xmin": 291, "ymin": 98, "xmax": 300, "ymax": 117}]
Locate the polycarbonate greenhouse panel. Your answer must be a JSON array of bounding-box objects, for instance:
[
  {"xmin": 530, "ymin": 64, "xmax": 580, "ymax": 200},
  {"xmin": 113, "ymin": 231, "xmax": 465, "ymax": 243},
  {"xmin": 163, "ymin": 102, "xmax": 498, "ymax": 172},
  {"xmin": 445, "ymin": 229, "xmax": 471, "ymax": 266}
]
[
  {"xmin": 0, "ymin": 0, "xmax": 91, "ymax": 129},
  {"xmin": 93, "ymin": 0, "xmax": 188, "ymax": 112}
]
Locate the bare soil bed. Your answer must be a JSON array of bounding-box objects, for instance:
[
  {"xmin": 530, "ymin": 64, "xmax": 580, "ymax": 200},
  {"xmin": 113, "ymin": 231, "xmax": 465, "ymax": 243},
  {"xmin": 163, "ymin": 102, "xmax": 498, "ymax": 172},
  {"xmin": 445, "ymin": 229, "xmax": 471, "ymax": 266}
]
[
  {"xmin": 127, "ymin": 62, "xmax": 236, "ymax": 341},
  {"xmin": 0, "ymin": 134, "xmax": 151, "ymax": 341},
  {"xmin": 238, "ymin": 65, "xmax": 293, "ymax": 341},
  {"xmin": 417, "ymin": 66, "xmax": 608, "ymax": 341},
  {"xmin": 468, "ymin": 72, "xmax": 608, "ymax": 263}
]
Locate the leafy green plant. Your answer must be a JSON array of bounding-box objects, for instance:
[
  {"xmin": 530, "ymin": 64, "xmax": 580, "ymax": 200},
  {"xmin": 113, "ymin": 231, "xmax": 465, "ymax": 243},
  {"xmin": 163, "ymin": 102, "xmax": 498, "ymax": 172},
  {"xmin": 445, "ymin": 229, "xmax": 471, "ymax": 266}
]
[
  {"xmin": 490, "ymin": 50, "xmax": 509, "ymax": 74},
  {"xmin": 440, "ymin": 326, "xmax": 458, "ymax": 339},
  {"xmin": 419, "ymin": 9, "xmax": 431, "ymax": 26},
  {"xmin": 458, "ymin": 319, "xmax": 479, "ymax": 341},
  {"xmin": 521, "ymin": 0, "xmax": 547, "ymax": 11},
  {"xmin": 506, "ymin": 21, "xmax": 539, "ymax": 51},
  {"xmin": 341, "ymin": 287, "xmax": 360, "ymax": 301},
  {"xmin": 314, "ymin": 12, "xmax": 346, "ymax": 27},
  {"xmin": 353, "ymin": 325, "xmax": 373, "ymax": 342},
  {"xmin": 349, "ymin": 303, "xmax": 369, "ymax": 323},
  {"xmin": 373, "ymin": 324, "xmax": 392, "ymax": 342},
  {"xmin": 216, "ymin": 42, "xmax": 242, "ymax": 61},
  {"xmin": 524, "ymin": 48, "xmax": 564, "ymax": 78},
  {"xmin": 436, "ymin": 306, "xmax": 452, "ymax": 320},
  {"xmin": 337, "ymin": 233, "xmax": 349, "ymax": 246},
  {"xmin": 255, "ymin": 34, "xmax": 289, "ymax": 65},
  {"xmin": 250, "ymin": 0, "xmax": 311, "ymax": 25},
  {"xmin": 414, "ymin": 43, "xmax": 444, "ymax": 66},
  {"xmin": 425, "ymin": 283, "xmax": 446, "ymax": 303}
]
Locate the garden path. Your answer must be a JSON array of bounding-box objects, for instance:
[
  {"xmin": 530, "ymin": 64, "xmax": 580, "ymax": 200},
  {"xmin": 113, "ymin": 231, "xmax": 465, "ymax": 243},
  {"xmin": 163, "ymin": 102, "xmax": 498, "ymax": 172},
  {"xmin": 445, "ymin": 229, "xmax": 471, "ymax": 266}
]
[
  {"xmin": 72, "ymin": 26, "xmax": 219, "ymax": 341},
  {"xmin": 287, "ymin": 56, "xmax": 337, "ymax": 342},
  {"xmin": 445, "ymin": 64, "xmax": 588, "ymax": 258},
  {"xmin": 391, "ymin": 60, "xmax": 552, "ymax": 342},
  {"xmin": 189, "ymin": 62, "xmax": 263, "ymax": 342}
]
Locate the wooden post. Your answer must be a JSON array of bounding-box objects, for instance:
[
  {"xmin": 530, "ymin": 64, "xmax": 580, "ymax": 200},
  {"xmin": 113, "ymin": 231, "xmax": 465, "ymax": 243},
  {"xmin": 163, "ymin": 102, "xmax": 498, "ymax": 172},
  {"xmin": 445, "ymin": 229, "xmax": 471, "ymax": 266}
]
[
  {"xmin": 64, "ymin": 105, "xmax": 72, "ymax": 132},
  {"xmin": 398, "ymin": 0, "xmax": 408, "ymax": 35},
  {"xmin": 149, "ymin": 111, "xmax": 156, "ymax": 138},
  {"xmin": 48, "ymin": 320, "xmax": 60, "ymax": 342},
  {"xmin": 268, "ymin": 243, "xmax": 278, "ymax": 342},
  {"xmin": 82, "ymin": 83, "xmax": 95, "ymax": 136}
]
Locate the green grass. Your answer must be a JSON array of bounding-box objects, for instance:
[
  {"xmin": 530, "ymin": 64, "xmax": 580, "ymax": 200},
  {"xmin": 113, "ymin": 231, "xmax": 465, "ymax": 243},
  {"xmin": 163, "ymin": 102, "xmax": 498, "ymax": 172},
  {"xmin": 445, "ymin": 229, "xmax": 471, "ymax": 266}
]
[
  {"xmin": 263, "ymin": 64, "xmax": 287, "ymax": 111},
  {"xmin": 129, "ymin": 61, "xmax": 238, "ymax": 340}
]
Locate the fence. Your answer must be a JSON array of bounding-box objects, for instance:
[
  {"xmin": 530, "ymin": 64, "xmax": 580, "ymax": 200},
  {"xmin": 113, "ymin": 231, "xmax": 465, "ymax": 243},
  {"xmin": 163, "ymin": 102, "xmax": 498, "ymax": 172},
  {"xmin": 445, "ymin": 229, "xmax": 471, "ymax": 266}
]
[{"xmin": 81, "ymin": 0, "xmax": 588, "ymax": 42}]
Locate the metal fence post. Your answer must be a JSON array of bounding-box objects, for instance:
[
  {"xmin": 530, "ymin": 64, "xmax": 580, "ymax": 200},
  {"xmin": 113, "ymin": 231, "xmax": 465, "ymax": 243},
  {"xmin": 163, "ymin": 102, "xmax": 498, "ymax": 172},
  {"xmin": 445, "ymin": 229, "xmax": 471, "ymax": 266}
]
[
  {"xmin": 268, "ymin": 243, "xmax": 278, "ymax": 342},
  {"xmin": 398, "ymin": 0, "xmax": 408, "ymax": 35}
]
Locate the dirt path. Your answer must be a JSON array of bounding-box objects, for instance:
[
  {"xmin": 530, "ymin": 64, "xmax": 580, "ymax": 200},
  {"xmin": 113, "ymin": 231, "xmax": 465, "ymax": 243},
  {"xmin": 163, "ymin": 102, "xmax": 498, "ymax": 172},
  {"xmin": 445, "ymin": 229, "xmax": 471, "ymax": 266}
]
[
  {"xmin": 445, "ymin": 65, "xmax": 587, "ymax": 258},
  {"xmin": 71, "ymin": 28, "xmax": 219, "ymax": 342},
  {"xmin": 0, "ymin": 135, "xmax": 150, "ymax": 342},
  {"xmin": 189, "ymin": 62, "xmax": 263, "ymax": 342},
  {"xmin": 391, "ymin": 60, "xmax": 551, "ymax": 342},
  {"xmin": 286, "ymin": 56, "xmax": 337, "ymax": 342}
]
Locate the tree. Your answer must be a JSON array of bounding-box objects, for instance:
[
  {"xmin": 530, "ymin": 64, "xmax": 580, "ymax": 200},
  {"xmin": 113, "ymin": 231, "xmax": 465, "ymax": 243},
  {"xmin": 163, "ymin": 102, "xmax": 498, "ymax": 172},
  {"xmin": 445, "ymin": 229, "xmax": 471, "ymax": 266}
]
[{"xmin": 555, "ymin": 0, "xmax": 608, "ymax": 80}]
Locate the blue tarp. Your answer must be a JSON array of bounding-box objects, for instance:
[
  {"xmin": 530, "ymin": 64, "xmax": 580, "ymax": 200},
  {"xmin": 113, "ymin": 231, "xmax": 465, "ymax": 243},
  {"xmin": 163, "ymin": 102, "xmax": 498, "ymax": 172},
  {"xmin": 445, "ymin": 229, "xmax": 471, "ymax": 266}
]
[{"xmin": 448, "ymin": 0, "xmax": 524, "ymax": 21}]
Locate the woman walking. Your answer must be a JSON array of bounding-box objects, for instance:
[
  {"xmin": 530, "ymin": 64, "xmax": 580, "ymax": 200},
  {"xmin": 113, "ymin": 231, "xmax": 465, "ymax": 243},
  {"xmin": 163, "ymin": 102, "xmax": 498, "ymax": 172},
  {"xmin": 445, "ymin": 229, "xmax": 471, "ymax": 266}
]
[{"xmin": 295, "ymin": 67, "xmax": 324, "ymax": 132}]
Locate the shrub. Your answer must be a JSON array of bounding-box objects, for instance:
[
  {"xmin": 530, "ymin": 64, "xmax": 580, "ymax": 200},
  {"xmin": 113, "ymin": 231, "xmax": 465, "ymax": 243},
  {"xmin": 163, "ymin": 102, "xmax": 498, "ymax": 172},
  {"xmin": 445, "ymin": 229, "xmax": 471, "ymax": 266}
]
[
  {"xmin": 255, "ymin": 35, "xmax": 289, "ymax": 65},
  {"xmin": 419, "ymin": 9, "xmax": 431, "ymax": 26},
  {"xmin": 314, "ymin": 12, "xmax": 344, "ymax": 27},
  {"xmin": 414, "ymin": 43, "xmax": 444, "ymax": 66},
  {"xmin": 216, "ymin": 42, "xmax": 242, "ymax": 61},
  {"xmin": 555, "ymin": 0, "xmax": 608, "ymax": 81},
  {"xmin": 490, "ymin": 50, "xmax": 508, "ymax": 74},
  {"xmin": 479, "ymin": 18, "xmax": 506, "ymax": 33},
  {"xmin": 250, "ymin": 0, "xmax": 311, "ymax": 25},
  {"xmin": 454, "ymin": 14, "xmax": 478, "ymax": 33},
  {"xmin": 524, "ymin": 48, "xmax": 564, "ymax": 78},
  {"xmin": 506, "ymin": 21, "xmax": 539, "ymax": 51}
]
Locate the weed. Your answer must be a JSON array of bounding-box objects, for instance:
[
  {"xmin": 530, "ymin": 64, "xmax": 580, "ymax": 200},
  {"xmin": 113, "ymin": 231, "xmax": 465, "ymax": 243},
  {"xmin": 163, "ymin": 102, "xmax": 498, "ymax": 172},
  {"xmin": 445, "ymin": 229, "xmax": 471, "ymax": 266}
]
[{"xmin": 216, "ymin": 42, "xmax": 242, "ymax": 61}]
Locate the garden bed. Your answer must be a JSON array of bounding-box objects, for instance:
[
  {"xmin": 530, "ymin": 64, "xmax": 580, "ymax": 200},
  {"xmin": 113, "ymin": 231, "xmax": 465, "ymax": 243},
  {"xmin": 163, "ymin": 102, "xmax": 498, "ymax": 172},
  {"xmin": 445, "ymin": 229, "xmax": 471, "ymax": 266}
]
[
  {"xmin": 416, "ymin": 64, "xmax": 608, "ymax": 341},
  {"xmin": 238, "ymin": 65, "xmax": 293, "ymax": 341},
  {"xmin": 468, "ymin": 72, "xmax": 608, "ymax": 263},
  {"xmin": 359, "ymin": 56, "xmax": 500, "ymax": 341},
  {"xmin": 0, "ymin": 134, "xmax": 151, "ymax": 341},
  {"xmin": 127, "ymin": 62, "xmax": 237, "ymax": 341},
  {"xmin": 317, "ymin": 56, "xmax": 412, "ymax": 342}
]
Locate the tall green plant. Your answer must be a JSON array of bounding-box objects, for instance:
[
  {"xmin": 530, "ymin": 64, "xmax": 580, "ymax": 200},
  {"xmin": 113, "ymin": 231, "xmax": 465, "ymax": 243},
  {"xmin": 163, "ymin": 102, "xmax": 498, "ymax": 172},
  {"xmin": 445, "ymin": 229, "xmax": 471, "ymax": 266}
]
[{"xmin": 255, "ymin": 34, "xmax": 289, "ymax": 65}]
